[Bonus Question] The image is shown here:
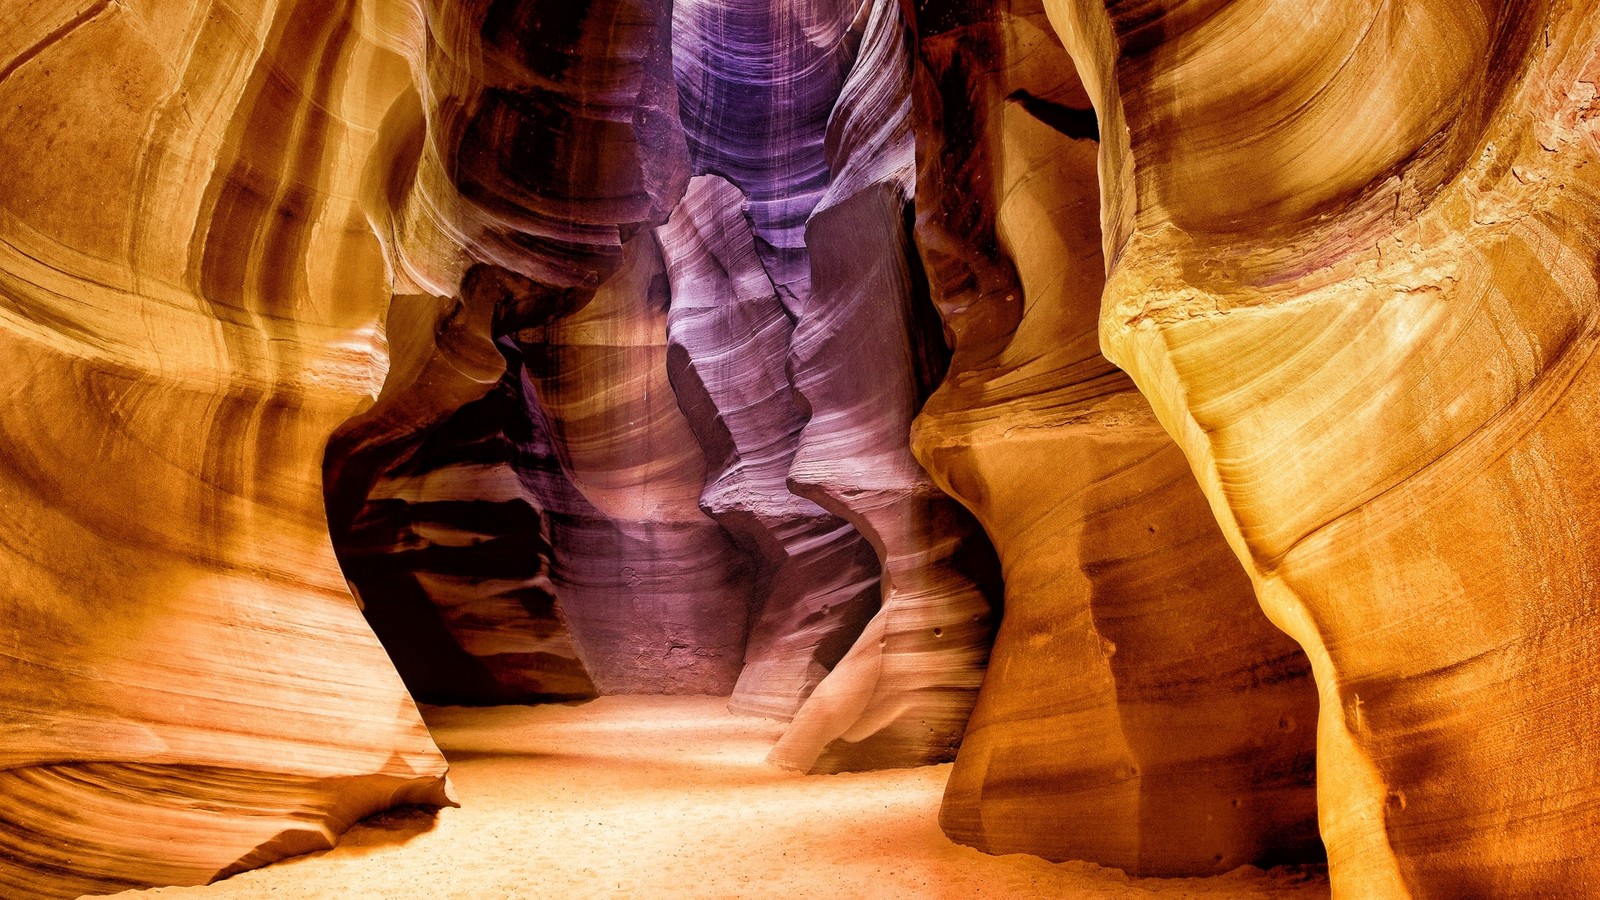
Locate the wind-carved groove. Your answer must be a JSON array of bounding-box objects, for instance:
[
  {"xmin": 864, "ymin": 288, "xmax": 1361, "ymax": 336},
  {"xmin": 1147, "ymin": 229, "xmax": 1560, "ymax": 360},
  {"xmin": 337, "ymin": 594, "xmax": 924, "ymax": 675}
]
[
  {"xmin": 657, "ymin": 174, "xmax": 882, "ymax": 720},
  {"xmin": 12, "ymin": 0, "xmax": 1593, "ymax": 897},
  {"xmin": 0, "ymin": 0, "xmax": 113, "ymax": 87}
]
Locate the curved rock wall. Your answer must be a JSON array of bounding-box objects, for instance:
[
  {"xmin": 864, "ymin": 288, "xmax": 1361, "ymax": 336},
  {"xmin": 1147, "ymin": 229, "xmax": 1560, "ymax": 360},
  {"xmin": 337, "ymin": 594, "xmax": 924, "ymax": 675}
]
[
  {"xmin": 325, "ymin": 0, "xmax": 693, "ymax": 701},
  {"xmin": 337, "ymin": 0, "xmax": 1002, "ymax": 767},
  {"xmin": 332, "ymin": 0, "xmax": 999, "ymax": 731},
  {"xmin": 1, "ymin": 0, "xmax": 695, "ymax": 892},
  {"xmin": 5, "ymin": 0, "xmax": 1598, "ymax": 896},
  {"xmin": 514, "ymin": 234, "xmax": 755, "ymax": 694},
  {"xmin": 657, "ymin": 173, "xmax": 882, "ymax": 719},
  {"xmin": 333, "ymin": 336, "xmax": 598, "ymax": 705},
  {"xmin": 752, "ymin": 0, "xmax": 1003, "ymax": 775},
  {"xmin": 1047, "ymin": 0, "xmax": 1600, "ymax": 895},
  {"xmin": 905, "ymin": 0, "xmax": 1320, "ymax": 875},
  {"xmin": 0, "ymin": 1, "xmax": 452, "ymax": 896}
]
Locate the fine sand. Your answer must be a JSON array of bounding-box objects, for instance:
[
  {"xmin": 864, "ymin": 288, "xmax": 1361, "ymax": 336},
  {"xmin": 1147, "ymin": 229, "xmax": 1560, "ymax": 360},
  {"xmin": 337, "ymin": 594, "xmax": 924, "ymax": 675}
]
[{"xmin": 107, "ymin": 696, "xmax": 1331, "ymax": 899}]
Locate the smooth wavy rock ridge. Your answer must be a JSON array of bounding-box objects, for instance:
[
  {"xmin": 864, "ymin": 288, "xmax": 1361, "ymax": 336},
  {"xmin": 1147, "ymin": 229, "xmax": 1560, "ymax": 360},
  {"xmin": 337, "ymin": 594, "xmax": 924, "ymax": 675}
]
[
  {"xmin": 657, "ymin": 173, "xmax": 882, "ymax": 720},
  {"xmin": 2, "ymin": 0, "xmax": 1597, "ymax": 897},
  {"xmin": 906, "ymin": 0, "xmax": 1321, "ymax": 876},
  {"xmin": 0, "ymin": 1, "xmax": 457, "ymax": 896},
  {"xmin": 1052, "ymin": 0, "xmax": 1600, "ymax": 895}
]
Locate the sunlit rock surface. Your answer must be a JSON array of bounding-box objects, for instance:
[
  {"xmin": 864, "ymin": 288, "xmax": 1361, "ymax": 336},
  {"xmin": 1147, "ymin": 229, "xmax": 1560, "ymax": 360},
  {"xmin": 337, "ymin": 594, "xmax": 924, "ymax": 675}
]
[
  {"xmin": 905, "ymin": 0, "xmax": 1320, "ymax": 875},
  {"xmin": 0, "ymin": 1, "xmax": 453, "ymax": 896},
  {"xmin": 3, "ymin": 0, "xmax": 1597, "ymax": 896},
  {"xmin": 1049, "ymin": 0, "xmax": 1600, "ymax": 895}
]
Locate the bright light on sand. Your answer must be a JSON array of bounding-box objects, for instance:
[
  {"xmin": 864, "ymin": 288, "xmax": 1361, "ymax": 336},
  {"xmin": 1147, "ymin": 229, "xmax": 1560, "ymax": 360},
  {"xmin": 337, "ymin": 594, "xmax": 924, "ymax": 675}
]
[{"xmin": 100, "ymin": 697, "xmax": 1328, "ymax": 899}]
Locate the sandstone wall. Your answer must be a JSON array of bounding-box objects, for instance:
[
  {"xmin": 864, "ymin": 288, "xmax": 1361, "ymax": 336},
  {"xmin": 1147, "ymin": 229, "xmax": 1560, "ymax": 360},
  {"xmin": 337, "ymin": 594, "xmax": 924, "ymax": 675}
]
[
  {"xmin": 3, "ymin": 1, "xmax": 1597, "ymax": 897},
  {"xmin": 905, "ymin": 0, "xmax": 1321, "ymax": 875},
  {"xmin": 1048, "ymin": 0, "xmax": 1600, "ymax": 895}
]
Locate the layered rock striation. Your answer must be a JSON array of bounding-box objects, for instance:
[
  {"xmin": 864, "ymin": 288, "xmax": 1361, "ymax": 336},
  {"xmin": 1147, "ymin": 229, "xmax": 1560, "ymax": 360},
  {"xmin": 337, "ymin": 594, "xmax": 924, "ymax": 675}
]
[
  {"xmin": 4, "ymin": 0, "xmax": 1597, "ymax": 896},
  {"xmin": 717, "ymin": 0, "xmax": 1002, "ymax": 775},
  {"xmin": 512, "ymin": 234, "xmax": 756, "ymax": 694},
  {"xmin": 325, "ymin": 0, "xmax": 697, "ymax": 700},
  {"xmin": 333, "ymin": 337, "xmax": 598, "ymax": 705},
  {"xmin": 339, "ymin": 0, "xmax": 1005, "ymax": 768},
  {"xmin": 657, "ymin": 173, "xmax": 882, "ymax": 719},
  {"xmin": 906, "ymin": 0, "xmax": 1320, "ymax": 875},
  {"xmin": 334, "ymin": 0, "xmax": 1003, "ymax": 745},
  {"xmin": 0, "ymin": 1, "xmax": 454, "ymax": 896},
  {"xmin": 1049, "ymin": 0, "xmax": 1600, "ymax": 895}
]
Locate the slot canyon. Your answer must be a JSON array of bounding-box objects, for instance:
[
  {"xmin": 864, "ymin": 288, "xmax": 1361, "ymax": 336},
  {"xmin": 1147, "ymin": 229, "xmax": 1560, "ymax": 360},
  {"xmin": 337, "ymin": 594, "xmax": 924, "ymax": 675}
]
[{"xmin": 0, "ymin": 0, "xmax": 1596, "ymax": 897}]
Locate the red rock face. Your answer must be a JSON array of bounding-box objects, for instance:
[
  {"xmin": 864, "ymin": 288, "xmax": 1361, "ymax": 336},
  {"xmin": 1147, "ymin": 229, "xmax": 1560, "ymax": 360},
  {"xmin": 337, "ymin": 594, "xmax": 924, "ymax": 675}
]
[{"xmin": 3, "ymin": 0, "xmax": 1598, "ymax": 897}]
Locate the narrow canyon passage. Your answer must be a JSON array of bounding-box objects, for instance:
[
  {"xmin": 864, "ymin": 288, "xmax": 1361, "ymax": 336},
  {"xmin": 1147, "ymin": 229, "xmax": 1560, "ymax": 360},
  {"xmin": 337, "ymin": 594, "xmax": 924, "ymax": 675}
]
[
  {"xmin": 4, "ymin": 0, "xmax": 1599, "ymax": 897},
  {"xmin": 99, "ymin": 698, "xmax": 1329, "ymax": 900}
]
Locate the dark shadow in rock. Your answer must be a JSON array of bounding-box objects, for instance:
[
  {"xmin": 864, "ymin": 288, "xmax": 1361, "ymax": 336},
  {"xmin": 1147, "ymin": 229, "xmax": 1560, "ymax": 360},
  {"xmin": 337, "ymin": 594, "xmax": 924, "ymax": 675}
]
[{"xmin": 336, "ymin": 806, "xmax": 443, "ymax": 853}]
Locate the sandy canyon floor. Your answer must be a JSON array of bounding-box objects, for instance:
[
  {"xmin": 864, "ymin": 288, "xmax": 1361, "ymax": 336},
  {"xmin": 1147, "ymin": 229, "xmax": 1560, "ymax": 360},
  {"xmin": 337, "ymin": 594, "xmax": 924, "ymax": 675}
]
[{"xmin": 103, "ymin": 697, "xmax": 1330, "ymax": 899}]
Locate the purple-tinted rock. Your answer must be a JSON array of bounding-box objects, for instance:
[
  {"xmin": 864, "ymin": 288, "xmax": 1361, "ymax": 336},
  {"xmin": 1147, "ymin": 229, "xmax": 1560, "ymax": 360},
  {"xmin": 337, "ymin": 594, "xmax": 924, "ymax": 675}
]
[{"xmin": 657, "ymin": 174, "xmax": 882, "ymax": 719}]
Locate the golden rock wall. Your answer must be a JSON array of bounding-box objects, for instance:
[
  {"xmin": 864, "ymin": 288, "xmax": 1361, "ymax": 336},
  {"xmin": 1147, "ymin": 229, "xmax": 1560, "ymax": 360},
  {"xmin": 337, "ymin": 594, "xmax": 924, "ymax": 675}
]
[
  {"xmin": 2, "ymin": 0, "xmax": 1597, "ymax": 897},
  {"xmin": 0, "ymin": 1, "xmax": 451, "ymax": 896},
  {"xmin": 1050, "ymin": 0, "xmax": 1600, "ymax": 894},
  {"xmin": 905, "ymin": 0, "xmax": 1321, "ymax": 876}
]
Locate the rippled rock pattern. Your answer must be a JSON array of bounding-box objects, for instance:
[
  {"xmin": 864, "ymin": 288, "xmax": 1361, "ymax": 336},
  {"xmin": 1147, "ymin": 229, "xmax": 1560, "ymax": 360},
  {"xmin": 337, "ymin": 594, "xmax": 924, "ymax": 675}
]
[
  {"xmin": 1050, "ymin": 0, "xmax": 1600, "ymax": 895},
  {"xmin": 0, "ymin": 1, "xmax": 455, "ymax": 896},
  {"xmin": 5, "ymin": 0, "xmax": 1599, "ymax": 896},
  {"xmin": 905, "ymin": 0, "xmax": 1320, "ymax": 875},
  {"xmin": 658, "ymin": 174, "xmax": 882, "ymax": 719}
]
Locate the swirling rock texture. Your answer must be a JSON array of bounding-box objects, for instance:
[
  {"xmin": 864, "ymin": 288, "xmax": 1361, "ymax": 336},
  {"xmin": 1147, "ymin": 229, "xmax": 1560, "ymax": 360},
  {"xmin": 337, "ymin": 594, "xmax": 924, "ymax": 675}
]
[
  {"xmin": 905, "ymin": 0, "xmax": 1321, "ymax": 876},
  {"xmin": 677, "ymin": 0, "xmax": 1003, "ymax": 776},
  {"xmin": 331, "ymin": 0, "xmax": 1000, "ymax": 732},
  {"xmin": 656, "ymin": 173, "xmax": 882, "ymax": 719},
  {"xmin": 1045, "ymin": 0, "xmax": 1600, "ymax": 896},
  {"xmin": 324, "ymin": 0, "xmax": 698, "ymax": 700},
  {"xmin": 0, "ymin": 1, "xmax": 456, "ymax": 897},
  {"xmin": 0, "ymin": 0, "xmax": 694, "ymax": 893},
  {"xmin": 6, "ymin": 0, "xmax": 1600, "ymax": 896}
]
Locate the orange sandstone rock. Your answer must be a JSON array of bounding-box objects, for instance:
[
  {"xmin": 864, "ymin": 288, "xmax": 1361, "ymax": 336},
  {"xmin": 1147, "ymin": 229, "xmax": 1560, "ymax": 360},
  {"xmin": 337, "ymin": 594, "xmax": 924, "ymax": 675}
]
[
  {"xmin": 0, "ymin": 1, "xmax": 452, "ymax": 896},
  {"xmin": 906, "ymin": 0, "xmax": 1321, "ymax": 874},
  {"xmin": 1051, "ymin": 0, "xmax": 1600, "ymax": 894}
]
